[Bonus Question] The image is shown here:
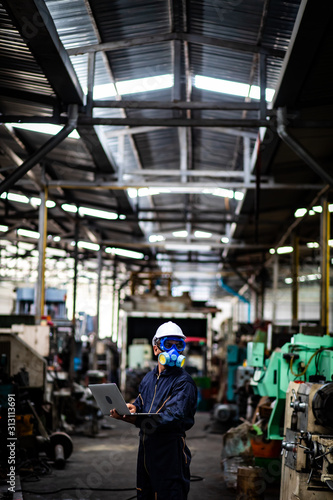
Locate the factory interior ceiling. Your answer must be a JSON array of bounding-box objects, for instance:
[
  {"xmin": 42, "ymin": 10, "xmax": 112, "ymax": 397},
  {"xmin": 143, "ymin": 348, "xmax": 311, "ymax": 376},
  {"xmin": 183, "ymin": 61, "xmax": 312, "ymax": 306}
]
[{"xmin": 1, "ymin": 0, "xmax": 333, "ymax": 304}]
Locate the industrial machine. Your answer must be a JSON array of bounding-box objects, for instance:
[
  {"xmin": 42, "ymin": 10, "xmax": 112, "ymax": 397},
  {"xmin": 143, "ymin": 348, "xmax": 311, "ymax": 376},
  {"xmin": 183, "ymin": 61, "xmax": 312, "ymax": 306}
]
[
  {"xmin": 247, "ymin": 333, "xmax": 333, "ymax": 440},
  {"xmin": 280, "ymin": 381, "xmax": 333, "ymax": 498}
]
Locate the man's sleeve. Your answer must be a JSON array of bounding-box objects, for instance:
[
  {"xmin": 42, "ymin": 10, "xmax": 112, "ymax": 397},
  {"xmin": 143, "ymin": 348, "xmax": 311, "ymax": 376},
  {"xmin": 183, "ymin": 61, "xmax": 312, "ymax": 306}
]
[{"xmin": 136, "ymin": 378, "xmax": 197, "ymax": 432}]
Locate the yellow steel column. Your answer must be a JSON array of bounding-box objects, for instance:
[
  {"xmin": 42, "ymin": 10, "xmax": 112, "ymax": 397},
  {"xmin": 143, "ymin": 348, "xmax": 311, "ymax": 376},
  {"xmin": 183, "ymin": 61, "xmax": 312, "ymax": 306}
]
[
  {"xmin": 320, "ymin": 199, "xmax": 330, "ymax": 334},
  {"xmin": 291, "ymin": 235, "xmax": 299, "ymax": 327},
  {"xmin": 36, "ymin": 187, "xmax": 48, "ymax": 323}
]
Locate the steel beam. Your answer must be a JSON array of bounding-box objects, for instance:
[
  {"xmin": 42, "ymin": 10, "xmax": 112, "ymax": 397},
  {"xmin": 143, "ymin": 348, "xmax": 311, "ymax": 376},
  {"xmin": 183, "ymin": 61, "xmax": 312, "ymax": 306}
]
[
  {"xmin": 46, "ymin": 180, "xmax": 323, "ymax": 190},
  {"xmin": 92, "ymin": 100, "xmax": 263, "ymax": 111},
  {"xmin": 67, "ymin": 32, "xmax": 285, "ymax": 58},
  {"xmin": 0, "ymin": 105, "xmax": 78, "ymax": 195},
  {"xmin": 277, "ymin": 107, "xmax": 333, "ymax": 187}
]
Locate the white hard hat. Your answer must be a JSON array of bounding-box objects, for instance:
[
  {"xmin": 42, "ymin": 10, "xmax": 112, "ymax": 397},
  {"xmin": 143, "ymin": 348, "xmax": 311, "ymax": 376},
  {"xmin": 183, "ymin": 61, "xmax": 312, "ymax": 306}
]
[{"xmin": 152, "ymin": 321, "xmax": 185, "ymax": 346}]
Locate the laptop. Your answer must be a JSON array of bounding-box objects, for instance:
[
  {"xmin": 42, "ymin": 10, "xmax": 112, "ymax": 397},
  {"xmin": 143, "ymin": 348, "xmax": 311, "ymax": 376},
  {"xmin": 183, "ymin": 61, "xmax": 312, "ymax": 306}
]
[{"xmin": 88, "ymin": 383, "xmax": 159, "ymax": 416}]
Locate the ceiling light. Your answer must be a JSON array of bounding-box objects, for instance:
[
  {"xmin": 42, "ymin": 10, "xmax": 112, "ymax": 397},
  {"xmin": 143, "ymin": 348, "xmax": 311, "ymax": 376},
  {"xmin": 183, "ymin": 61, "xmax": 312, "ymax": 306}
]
[
  {"xmin": 62, "ymin": 204, "xmax": 78, "ymax": 213},
  {"xmin": 276, "ymin": 246, "xmax": 293, "ymax": 254},
  {"xmin": 18, "ymin": 242, "xmax": 35, "ymax": 251},
  {"xmin": 53, "ymin": 236, "xmax": 61, "ymax": 242},
  {"xmin": 30, "ymin": 197, "xmax": 56, "ymax": 209},
  {"xmin": 105, "ymin": 247, "xmax": 144, "ymax": 259},
  {"xmin": 221, "ymin": 236, "xmax": 229, "ymax": 244},
  {"xmin": 7, "ymin": 193, "xmax": 29, "ymax": 204},
  {"xmin": 294, "ymin": 208, "xmax": 307, "ymax": 218},
  {"xmin": 46, "ymin": 247, "xmax": 67, "ymax": 257},
  {"xmin": 173, "ymin": 230, "xmax": 188, "ymax": 238},
  {"xmin": 76, "ymin": 241, "xmax": 100, "ymax": 251},
  {"xmin": 0, "ymin": 225, "xmax": 8, "ymax": 232},
  {"xmin": 78, "ymin": 207, "xmax": 118, "ymax": 220},
  {"xmin": 307, "ymin": 242, "xmax": 319, "ymax": 248},
  {"xmin": 194, "ymin": 230, "xmax": 212, "ymax": 238},
  {"xmin": 285, "ymin": 278, "xmax": 293, "ymax": 284},
  {"xmin": 234, "ymin": 191, "xmax": 244, "ymax": 201},
  {"xmin": 149, "ymin": 234, "xmax": 165, "ymax": 242},
  {"xmin": 17, "ymin": 228, "xmax": 40, "ymax": 239}
]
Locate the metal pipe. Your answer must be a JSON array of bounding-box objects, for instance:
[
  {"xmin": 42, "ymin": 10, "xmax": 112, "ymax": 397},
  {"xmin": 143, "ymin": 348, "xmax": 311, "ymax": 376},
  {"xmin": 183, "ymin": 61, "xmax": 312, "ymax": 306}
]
[
  {"xmin": 219, "ymin": 278, "xmax": 251, "ymax": 323},
  {"xmin": 96, "ymin": 248, "xmax": 103, "ymax": 339},
  {"xmin": 0, "ymin": 105, "xmax": 78, "ymax": 195},
  {"xmin": 35, "ymin": 187, "xmax": 48, "ymax": 323},
  {"xmin": 277, "ymin": 107, "xmax": 333, "ymax": 187},
  {"xmin": 45, "ymin": 180, "xmax": 323, "ymax": 190}
]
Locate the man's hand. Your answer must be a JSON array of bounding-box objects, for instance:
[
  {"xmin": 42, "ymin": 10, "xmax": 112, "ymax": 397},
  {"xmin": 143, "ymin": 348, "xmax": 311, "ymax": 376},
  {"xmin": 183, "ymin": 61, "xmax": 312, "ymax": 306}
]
[{"xmin": 110, "ymin": 403, "xmax": 137, "ymax": 424}]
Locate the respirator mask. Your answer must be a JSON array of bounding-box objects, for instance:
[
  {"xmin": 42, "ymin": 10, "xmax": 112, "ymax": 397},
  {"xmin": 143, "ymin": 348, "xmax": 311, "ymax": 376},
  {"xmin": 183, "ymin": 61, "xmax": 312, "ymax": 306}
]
[{"xmin": 157, "ymin": 336, "xmax": 186, "ymax": 368}]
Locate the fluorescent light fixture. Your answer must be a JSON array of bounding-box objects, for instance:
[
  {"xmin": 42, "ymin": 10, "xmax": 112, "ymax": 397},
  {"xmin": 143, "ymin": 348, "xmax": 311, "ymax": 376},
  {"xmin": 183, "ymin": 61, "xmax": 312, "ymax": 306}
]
[
  {"xmin": 53, "ymin": 236, "xmax": 61, "ymax": 242},
  {"xmin": 1, "ymin": 192, "xmax": 7, "ymax": 199},
  {"xmin": 234, "ymin": 191, "xmax": 244, "ymax": 201},
  {"xmin": 78, "ymin": 206, "xmax": 118, "ymax": 220},
  {"xmin": 329, "ymin": 240, "xmax": 333, "ymax": 247},
  {"xmin": 116, "ymin": 74, "xmax": 173, "ymax": 95},
  {"xmin": 7, "ymin": 193, "xmax": 29, "ymax": 204},
  {"xmin": 194, "ymin": 75, "xmax": 275, "ymax": 102},
  {"xmin": 119, "ymin": 214, "xmax": 127, "ymax": 220},
  {"xmin": 62, "ymin": 204, "xmax": 78, "ymax": 213},
  {"xmin": 312, "ymin": 205, "xmax": 322, "ymax": 213},
  {"xmin": 75, "ymin": 241, "xmax": 100, "ymax": 251},
  {"xmin": 18, "ymin": 242, "xmax": 35, "ymax": 251},
  {"xmin": 269, "ymin": 248, "xmax": 275, "ymax": 254},
  {"xmin": 127, "ymin": 187, "xmax": 165, "ymax": 199},
  {"xmin": 30, "ymin": 197, "xmax": 41, "ymax": 207},
  {"xmin": 105, "ymin": 247, "xmax": 144, "ymax": 259},
  {"xmin": 46, "ymin": 247, "xmax": 67, "ymax": 257},
  {"xmin": 208, "ymin": 188, "xmax": 234, "ymax": 198},
  {"xmin": 17, "ymin": 228, "xmax": 40, "ymax": 239},
  {"xmin": 149, "ymin": 234, "xmax": 165, "ymax": 242},
  {"xmin": 0, "ymin": 225, "xmax": 8, "ymax": 232},
  {"xmin": 194, "ymin": 230, "xmax": 212, "ymax": 239},
  {"xmin": 306, "ymin": 273, "xmax": 321, "ymax": 281},
  {"xmin": 10, "ymin": 123, "xmax": 80, "ymax": 139},
  {"xmin": 276, "ymin": 246, "xmax": 293, "ymax": 254},
  {"xmin": 329, "ymin": 204, "xmax": 333, "ymax": 212},
  {"xmin": 173, "ymin": 230, "xmax": 188, "ymax": 238},
  {"xmin": 307, "ymin": 242, "xmax": 319, "ymax": 248},
  {"xmin": 285, "ymin": 277, "xmax": 293, "ymax": 284},
  {"xmin": 30, "ymin": 197, "xmax": 56, "ymax": 209},
  {"xmin": 294, "ymin": 208, "xmax": 307, "ymax": 218},
  {"xmin": 221, "ymin": 236, "xmax": 229, "ymax": 244},
  {"xmin": 165, "ymin": 243, "xmax": 211, "ymax": 252}
]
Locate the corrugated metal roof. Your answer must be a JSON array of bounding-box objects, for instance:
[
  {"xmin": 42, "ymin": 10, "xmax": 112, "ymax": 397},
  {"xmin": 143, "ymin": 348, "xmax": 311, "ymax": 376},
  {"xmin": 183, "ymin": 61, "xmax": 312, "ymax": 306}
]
[{"xmin": 2, "ymin": 0, "xmax": 318, "ymax": 303}]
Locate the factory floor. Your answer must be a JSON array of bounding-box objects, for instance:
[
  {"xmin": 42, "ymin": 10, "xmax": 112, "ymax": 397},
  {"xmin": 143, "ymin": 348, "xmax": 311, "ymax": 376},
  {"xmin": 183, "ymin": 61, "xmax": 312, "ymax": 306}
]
[{"xmin": 17, "ymin": 412, "xmax": 281, "ymax": 500}]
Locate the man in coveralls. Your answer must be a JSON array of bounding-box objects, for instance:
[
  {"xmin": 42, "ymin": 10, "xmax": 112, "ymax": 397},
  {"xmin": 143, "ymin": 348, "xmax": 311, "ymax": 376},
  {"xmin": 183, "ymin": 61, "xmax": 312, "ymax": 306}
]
[{"xmin": 110, "ymin": 321, "xmax": 197, "ymax": 499}]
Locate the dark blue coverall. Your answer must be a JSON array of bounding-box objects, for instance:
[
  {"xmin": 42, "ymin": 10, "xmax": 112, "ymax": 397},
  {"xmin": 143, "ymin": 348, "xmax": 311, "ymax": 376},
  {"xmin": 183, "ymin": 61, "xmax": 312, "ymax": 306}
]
[{"xmin": 133, "ymin": 365, "xmax": 197, "ymax": 500}]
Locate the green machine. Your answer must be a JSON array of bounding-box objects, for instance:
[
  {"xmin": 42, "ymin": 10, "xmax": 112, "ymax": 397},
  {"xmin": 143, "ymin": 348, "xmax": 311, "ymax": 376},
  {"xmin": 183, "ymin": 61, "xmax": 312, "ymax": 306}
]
[{"xmin": 247, "ymin": 333, "xmax": 333, "ymax": 439}]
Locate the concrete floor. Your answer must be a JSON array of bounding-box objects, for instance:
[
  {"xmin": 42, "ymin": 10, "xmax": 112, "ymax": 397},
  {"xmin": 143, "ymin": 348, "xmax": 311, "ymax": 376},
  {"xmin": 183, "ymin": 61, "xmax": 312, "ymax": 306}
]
[{"xmin": 17, "ymin": 412, "xmax": 281, "ymax": 500}]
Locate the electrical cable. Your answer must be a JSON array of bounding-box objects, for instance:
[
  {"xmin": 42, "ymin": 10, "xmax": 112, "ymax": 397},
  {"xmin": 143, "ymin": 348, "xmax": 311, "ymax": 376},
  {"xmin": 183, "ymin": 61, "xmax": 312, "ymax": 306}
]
[
  {"xmin": 18, "ymin": 474, "xmax": 205, "ymax": 495},
  {"xmin": 290, "ymin": 348, "xmax": 323, "ymax": 378}
]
